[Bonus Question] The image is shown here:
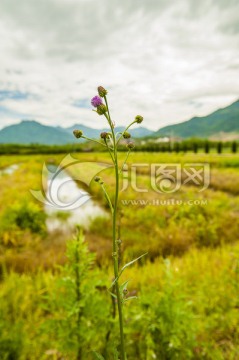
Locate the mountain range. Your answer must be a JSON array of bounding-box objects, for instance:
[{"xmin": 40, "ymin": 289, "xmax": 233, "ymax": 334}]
[
  {"xmin": 0, "ymin": 120, "xmax": 152, "ymax": 145},
  {"xmin": 155, "ymin": 99, "xmax": 239, "ymax": 139},
  {"xmin": 0, "ymin": 99, "xmax": 238, "ymax": 144}
]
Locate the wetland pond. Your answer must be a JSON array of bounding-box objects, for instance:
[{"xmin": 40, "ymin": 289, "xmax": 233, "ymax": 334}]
[{"xmin": 45, "ymin": 165, "xmax": 107, "ymax": 233}]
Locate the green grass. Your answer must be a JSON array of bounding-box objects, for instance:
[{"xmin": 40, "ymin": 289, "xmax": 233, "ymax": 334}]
[
  {"xmin": 0, "ymin": 152, "xmax": 239, "ymax": 358},
  {"xmin": 1, "ymin": 152, "xmax": 239, "ymax": 265},
  {"xmin": 0, "ymin": 242, "xmax": 238, "ymax": 359}
]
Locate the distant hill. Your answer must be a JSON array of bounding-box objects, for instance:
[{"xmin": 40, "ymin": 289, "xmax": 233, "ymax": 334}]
[
  {"xmin": 155, "ymin": 99, "xmax": 239, "ymax": 139},
  {"xmin": 1, "ymin": 100, "xmax": 238, "ymax": 144},
  {"xmin": 65, "ymin": 124, "xmax": 153, "ymax": 138},
  {"xmin": 0, "ymin": 120, "xmax": 152, "ymax": 145},
  {"xmin": 0, "ymin": 120, "xmax": 74, "ymax": 145}
]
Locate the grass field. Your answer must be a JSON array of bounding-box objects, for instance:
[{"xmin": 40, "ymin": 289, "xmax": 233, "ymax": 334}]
[{"xmin": 0, "ymin": 151, "xmax": 239, "ymax": 359}]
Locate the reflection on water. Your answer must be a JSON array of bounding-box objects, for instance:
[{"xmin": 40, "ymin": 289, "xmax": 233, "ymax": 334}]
[
  {"xmin": 0, "ymin": 164, "xmax": 19, "ymax": 176},
  {"xmin": 45, "ymin": 165, "xmax": 107, "ymax": 233}
]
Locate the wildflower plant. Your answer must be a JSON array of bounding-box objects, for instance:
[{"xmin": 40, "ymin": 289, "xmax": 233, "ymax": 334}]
[
  {"xmin": 42, "ymin": 227, "xmax": 109, "ymax": 360},
  {"xmin": 73, "ymin": 86, "xmax": 147, "ymax": 359}
]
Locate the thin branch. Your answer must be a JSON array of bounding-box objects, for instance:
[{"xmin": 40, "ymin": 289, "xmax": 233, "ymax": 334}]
[
  {"xmin": 119, "ymin": 150, "xmax": 131, "ymax": 175},
  {"xmin": 82, "ymin": 135, "xmax": 108, "ymax": 148},
  {"xmin": 116, "ymin": 120, "xmax": 137, "ymax": 145},
  {"xmin": 101, "ymin": 184, "xmax": 114, "ymax": 215}
]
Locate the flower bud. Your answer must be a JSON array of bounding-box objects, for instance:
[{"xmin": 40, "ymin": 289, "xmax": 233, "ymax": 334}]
[
  {"xmin": 100, "ymin": 132, "xmax": 110, "ymax": 139},
  {"xmin": 91, "ymin": 96, "xmax": 102, "ymax": 108},
  {"xmin": 94, "ymin": 176, "xmax": 104, "ymax": 185},
  {"xmin": 73, "ymin": 130, "xmax": 83, "ymax": 138},
  {"xmin": 123, "ymin": 131, "xmax": 131, "ymax": 139},
  {"xmin": 126, "ymin": 142, "xmax": 135, "ymax": 149},
  {"xmin": 135, "ymin": 115, "xmax": 143, "ymax": 124},
  {"xmin": 98, "ymin": 86, "xmax": 107, "ymax": 97},
  {"xmin": 97, "ymin": 104, "xmax": 107, "ymax": 115}
]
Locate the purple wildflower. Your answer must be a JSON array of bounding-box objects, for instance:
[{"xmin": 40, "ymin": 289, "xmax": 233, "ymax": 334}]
[{"xmin": 91, "ymin": 96, "xmax": 102, "ymax": 107}]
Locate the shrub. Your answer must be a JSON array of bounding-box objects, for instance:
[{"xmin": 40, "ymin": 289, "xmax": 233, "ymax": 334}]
[{"xmin": 0, "ymin": 202, "xmax": 46, "ymax": 246}]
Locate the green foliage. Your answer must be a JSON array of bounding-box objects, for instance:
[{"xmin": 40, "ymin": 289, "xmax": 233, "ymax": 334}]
[
  {"xmin": 0, "ymin": 152, "xmax": 239, "ymax": 358},
  {"xmin": 0, "ymin": 321, "xmax": 22, "ymax": 360},
  {"xmin": 193, "ymin": 142, "xmax": 198, "ymax": 153},
  {"xmin": 205, "ymin": 141, "xmax": 210, "ymax": 153},
  {"xmin": 92, "ymin": 351, "xmax": 106, "ymax": 360},
  {"xmin": 217, "ymin": 141, "xmax": 223, "ymax": 154},
  {"xmin": 0, "ymin": 270, "xmax": 53, "ymax": 360},
  {"xmin": 125, "ymin": 260, "xmax": 197, "ymax": 359},
  {"xmin": 128, "ymin": 139, "xmax": 239, "ymax": 154},
  {"xmin": 0, "ymin": 202, "xmax": 46, "ymax": 246},
  {"xmin": 146, "ymin": 260, "xmax": 197, "ymax": 359},
  {"xmin": 232, "ymin": 141, "xmax": 237, "ymax": 153},
  {"xmin": 0, "ymin": 143, "xmax": 85, "ymax": 155},
  {"xmin": 0, "ymin": 243, "xmax": 239, "ymax": 359},
  {"xmin": 42, "ymin": 228, "xmax": 111, "ymax": 359},
  {"xmin": 0, "ymin": 139, "xmax": 239, "ymax": 155}
]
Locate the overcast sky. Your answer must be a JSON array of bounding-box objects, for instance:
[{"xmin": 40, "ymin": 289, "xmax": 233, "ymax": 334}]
[{"xmin": 0, "ymin": 0, "xmax": 238, "ymax": 131}]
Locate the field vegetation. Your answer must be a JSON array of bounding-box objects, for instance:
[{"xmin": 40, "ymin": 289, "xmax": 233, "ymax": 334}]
[{"xmin": 0, "ymin": 151, "xmax": 239, "ymax": 359}]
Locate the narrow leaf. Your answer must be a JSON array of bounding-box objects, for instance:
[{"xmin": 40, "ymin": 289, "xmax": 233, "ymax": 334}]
[
  {"xmin": 121, "ymin": 252, "xmax": 148, "ymax": 273},
  {"xmin": 123, "ymin": 296, "xmax": 138, "ymax": 302},
  {"xmin": 119, "ymin": 280, "xmax": 130, "ymax": 296},
  {"xmin": 108, "ymin": 290, "xmax": 117, "ymax": 299},
  {"xmin": 92, "ymin": 351, "xmax": 105, "ymax": 360},
  {"xmin": 109, "ymin": 277, "xmax": 118, "ymax": 289},
  {"xmin": 109, "ymin": 253, "xmax": 148, "ymax": 289},
  {"xmin": 113, "ymin": 347, "xmax": 119, "ymax": 360}
]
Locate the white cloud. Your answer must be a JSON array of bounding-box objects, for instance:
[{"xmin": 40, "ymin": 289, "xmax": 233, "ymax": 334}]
[{"xmin": 0, "ymin": 0, "xmax": 238, "ymax": 130}]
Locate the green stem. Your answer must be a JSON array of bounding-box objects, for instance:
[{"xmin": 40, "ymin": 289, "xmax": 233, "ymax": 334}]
[
  {"xmin": 104, "ymin": 138, "xmax": 116, "ymax": 165},
  {"xmin": 82, "ymin": 135, "xmax": 109, "ymax": 148},
  {"xmin": 101, "ymin": 184, "xmax": 114, "ymax": 215},
  {"xmin": 116, "ymin": 120, "xmax": 136, "ymax": 145},
  {"xmin": 104, "ymin": 95, "xmax": 126, "ymax": 360},
  {"xmin": 119, "ymin": 150, "xmax": 131, "ymax": 175}
]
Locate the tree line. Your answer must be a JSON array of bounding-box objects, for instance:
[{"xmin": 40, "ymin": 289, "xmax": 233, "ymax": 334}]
[{"xmin": 0, "ymin": 140, "xmax": 238, "ymax": 154}]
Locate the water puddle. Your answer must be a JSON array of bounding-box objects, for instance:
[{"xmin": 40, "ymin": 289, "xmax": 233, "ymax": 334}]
[
  {"xmin": 45, "ymin": 165, "xmax": 107, "ymax": 233},
  {"xmin": 0, "ymin": 164, "xmax": 19, "ymax": 176}
]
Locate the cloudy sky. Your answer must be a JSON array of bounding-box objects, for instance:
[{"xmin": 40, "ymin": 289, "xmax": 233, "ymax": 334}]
[{"xmin": 0, "ymin": 0, "xmax": 238, "ymax": 131}]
